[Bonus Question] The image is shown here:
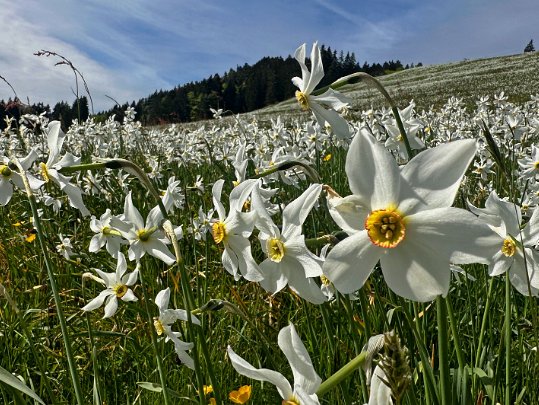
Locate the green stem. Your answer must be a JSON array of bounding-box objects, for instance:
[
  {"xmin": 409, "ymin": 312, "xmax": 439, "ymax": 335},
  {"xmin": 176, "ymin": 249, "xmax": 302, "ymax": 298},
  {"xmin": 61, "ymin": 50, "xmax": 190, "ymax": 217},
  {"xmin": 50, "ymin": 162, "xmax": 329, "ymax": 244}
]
[
  {"xmin": 12, "ymin": 158, "xmax": 84, "ymax": 405},
  {"xmin": 445, "ymin": 297, "xmax": 465, "ymax": 370},
  {"xmin": 138, "ymin": 268, "xmax": 171, "ymax": 405},
  {"xmin": 316, "ymin": 351, "xmax": 367, "ymax": 397},
  {"xmin": 327, "ymin": 72, "xmax": 414, "ymax": 160},
  {"xmin": 436, "ymin": 296, "xmax": 451, "ymax": 405},
  {"xmin": 505, "ymin": 274, "xmax": 511, "ymax": 405}
]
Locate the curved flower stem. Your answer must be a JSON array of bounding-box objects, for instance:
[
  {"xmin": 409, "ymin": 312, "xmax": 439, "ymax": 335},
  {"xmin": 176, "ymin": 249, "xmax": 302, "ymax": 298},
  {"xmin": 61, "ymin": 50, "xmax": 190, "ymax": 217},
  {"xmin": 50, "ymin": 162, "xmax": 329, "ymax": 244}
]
[
  {"xmin": 316, "ymin": 351, "xmax": 367, "ymax": 397},
  {"xmin": 327, "ymin": 72, "xmax": 414, "ymax": 160},
  {"xmin": 11, "ymin": 157, "xmax": 84, "ymax": 405},
  {"xmin": 436, "ymin": 296, "xmax": 451, "ymax": 405},
  {"xmin": 250, "ymin": 159, "xmax": 320, "ymax": 182}
]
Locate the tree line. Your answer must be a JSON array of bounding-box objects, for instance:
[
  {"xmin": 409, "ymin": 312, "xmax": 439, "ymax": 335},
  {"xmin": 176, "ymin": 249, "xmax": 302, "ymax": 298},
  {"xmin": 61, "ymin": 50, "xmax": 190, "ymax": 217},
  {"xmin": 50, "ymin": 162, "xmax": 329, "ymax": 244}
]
[{"xmin": 1, "ymin": 45, "xmax": 421, "ymax": 128}]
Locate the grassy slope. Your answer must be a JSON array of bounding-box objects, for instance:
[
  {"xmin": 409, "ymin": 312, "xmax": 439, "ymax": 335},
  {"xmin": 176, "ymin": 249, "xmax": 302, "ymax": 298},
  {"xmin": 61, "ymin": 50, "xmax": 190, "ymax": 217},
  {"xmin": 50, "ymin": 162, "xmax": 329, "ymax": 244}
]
[{"xmin": 254, "ymin": 51, "xmax": 539, "ymax": 117}]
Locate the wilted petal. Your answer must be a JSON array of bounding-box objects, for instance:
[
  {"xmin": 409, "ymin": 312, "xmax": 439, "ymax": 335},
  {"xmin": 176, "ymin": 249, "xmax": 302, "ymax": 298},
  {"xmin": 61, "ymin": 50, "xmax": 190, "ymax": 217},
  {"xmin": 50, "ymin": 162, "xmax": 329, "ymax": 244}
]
[{"xmin": 327, "ymin": 193, "xmax": 369, "ymax": 235}]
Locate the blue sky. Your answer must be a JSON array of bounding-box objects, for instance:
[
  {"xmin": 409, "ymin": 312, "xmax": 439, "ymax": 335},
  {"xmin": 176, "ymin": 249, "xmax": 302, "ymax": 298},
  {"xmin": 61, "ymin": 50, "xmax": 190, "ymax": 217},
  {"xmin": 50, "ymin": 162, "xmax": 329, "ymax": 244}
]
[{"xmin": 0, "ymin": 0, "xmax": 537, "ymax": 112}]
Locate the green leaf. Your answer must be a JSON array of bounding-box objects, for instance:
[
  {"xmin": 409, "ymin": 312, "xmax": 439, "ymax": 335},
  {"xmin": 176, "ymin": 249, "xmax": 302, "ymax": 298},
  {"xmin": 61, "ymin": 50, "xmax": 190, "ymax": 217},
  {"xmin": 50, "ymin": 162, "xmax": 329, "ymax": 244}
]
[{"xmin": 0, "ymin": 366, "xmax": 45, "ymax": 404}]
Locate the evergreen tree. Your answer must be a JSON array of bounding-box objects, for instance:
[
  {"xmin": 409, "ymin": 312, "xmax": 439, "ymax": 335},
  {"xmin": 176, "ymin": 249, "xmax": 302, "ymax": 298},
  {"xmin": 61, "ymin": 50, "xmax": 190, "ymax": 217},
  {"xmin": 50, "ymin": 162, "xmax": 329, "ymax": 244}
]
[{"xmin": 524, "ymin": 39, "xmax": 535, "ymax": 53}]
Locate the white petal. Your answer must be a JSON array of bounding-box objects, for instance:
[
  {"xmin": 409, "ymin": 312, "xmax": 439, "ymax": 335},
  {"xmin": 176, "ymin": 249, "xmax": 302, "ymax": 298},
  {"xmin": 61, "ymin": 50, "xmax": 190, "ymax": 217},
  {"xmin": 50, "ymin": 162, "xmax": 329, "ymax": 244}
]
[
  {"xmin": 103, "ymin": 296, "xmax": 119, "ymax": 318},
  {"xmin": 123, "ymin": 192, "xmax": 145, "ymax": 229},
  {"xmin": 286, "ymin": 264, "xmax": 327, "ymax": 305},
  {"xmin": 327, "ymin": 193, "xmax": 369, "ymax": 235},
  {"xmin": 311, "ymin": 88, "xmax": 351, "ymax": 110},
  {"xmin": 282, "ymin": 183, "xmax": 321, "ymax": 239},
  {"xmin": 0, "ymin": 179, "xmax": 13, "ymax": 205},
  {"xmin": 323, "ymin": 231, "xmax": 381, "ymax": 294},
  {"xmin": 121, "ymin": 289, "xmax": 138, "ymax": 302},
  {"xmin": 259, "ymin": 260, "xmax": 289, "ymax": 294},
  {"xmin": 311, "ymin": 102, "xmax": 351, "ymax": 140},
  {"xmin": 401, "ymin": 139, "xmax": 477, "ymax": 213},
  {"xmin": 144, "ymin": 239, "xmax": 176, "ymax": 265},
  {"xmin": 227, "ymin": 346, "xmax": 293, "ymax": 399},
  {"xmin": 278, "ymin": 324, "xmax": 321, "ymax": 395},
  {"xmin": 212, "ymin": 179, "xmax": 227, "ymax": 220},
  {"xmin": 346, "ymin": 128, "xmax": 400, "ymax": 210},
  {"xmin": 380, "ymin": 240, "xmax": 450, "ymax": 302},
  {"xmin": 406, "ymin": 207, "xmax": 501, "ymax": 265},
  {"xmin": 82, "ymin": 290, "xmax": 111, "ymax": 312},
  {"xmin": 368, "ymin": 366, "xmax": 393, "ymax": 405},
  {"xmin": 155, "ymin": 288, "xmax": 170, "ymax": 312}
]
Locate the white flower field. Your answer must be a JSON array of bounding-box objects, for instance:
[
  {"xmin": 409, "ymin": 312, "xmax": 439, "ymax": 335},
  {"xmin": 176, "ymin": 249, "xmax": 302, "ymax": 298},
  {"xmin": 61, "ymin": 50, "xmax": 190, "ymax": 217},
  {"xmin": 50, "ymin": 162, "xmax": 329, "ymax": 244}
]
[{"xmin": 1, "ymin": 43, "xmax": 539, "ymax": 404}]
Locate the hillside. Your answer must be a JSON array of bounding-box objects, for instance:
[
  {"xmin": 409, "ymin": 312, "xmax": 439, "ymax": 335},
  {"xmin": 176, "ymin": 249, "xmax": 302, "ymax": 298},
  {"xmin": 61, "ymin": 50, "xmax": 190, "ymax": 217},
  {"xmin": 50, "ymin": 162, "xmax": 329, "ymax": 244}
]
[{"xmin": 255, "ymin": 51, "xmax": 539, "ymax": 118}]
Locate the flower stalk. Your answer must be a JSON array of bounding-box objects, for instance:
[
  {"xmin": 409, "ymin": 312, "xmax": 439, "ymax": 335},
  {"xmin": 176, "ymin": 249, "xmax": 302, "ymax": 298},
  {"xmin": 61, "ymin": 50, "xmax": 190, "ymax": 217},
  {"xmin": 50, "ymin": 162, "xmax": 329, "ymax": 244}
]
[
  {"xmin": 316, "ymin": 351, "xmax": 367, "ymax": 397},
  {"xmin": 11, "ymin": 157, "xmax": 84, "ymax": 405}
]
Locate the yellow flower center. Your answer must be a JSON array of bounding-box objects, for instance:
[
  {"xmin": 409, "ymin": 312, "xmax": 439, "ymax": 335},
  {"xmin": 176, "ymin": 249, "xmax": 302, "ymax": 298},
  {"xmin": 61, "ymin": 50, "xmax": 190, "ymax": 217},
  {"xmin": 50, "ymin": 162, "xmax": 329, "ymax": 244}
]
[
  {"xmin": 113, "ymin": 284, "xmax": 128, "ymax": 298},
  {"xmin": 154, "ymin": 318, "xmax": 165, "ymax": 335},
  {"xmin": 212, "ymin": 221, "xmax": 227, "ymax": 244},
  {"xmin": 534, "ymin": 161, "xmax": 539, "ymax": 170},
  {"xmin": 320, "ymin": 274, "xmax": 331, "ymax": 286},
  {"xmin": 365, "ymin": 208, "xmax": 406, "ymax": 248},
  {"xmin": 282, "ymin": 397, "xmax": 300, "ymax": 405},
  {"xmin": 0, "ymin": 164, "xmax": 12, "ymax": 177},
  {"xmin": 501, "ymin": 237, "xmax": 517, "ymax": 257},
  {"xmin": 295, "ymin": 90, "xmax": 310, "ymax": 111},
  {"xmin": 39, "ymin": 162, "xmax": 50, "ymax": 182},
  {"xmin": 137, "ymin": 228, "xmax": 152, "ymax": 242},
  {"xmin": 267, "ymin": 238, "xmax": 286, "ymax": 262}
]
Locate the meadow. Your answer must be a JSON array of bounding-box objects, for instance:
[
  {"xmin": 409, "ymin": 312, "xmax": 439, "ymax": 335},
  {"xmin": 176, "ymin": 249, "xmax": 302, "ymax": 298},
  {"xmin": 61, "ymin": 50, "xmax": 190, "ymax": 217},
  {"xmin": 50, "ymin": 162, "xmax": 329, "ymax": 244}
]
[{"xmin": 1, "ymin": 43, "xmax": 539, "ymax": 404}]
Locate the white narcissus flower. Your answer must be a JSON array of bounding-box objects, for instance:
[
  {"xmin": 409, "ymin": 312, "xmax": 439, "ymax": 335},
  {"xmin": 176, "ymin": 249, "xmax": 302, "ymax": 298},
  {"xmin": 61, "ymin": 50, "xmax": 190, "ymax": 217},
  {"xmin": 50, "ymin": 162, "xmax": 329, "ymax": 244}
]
[
  {"xmin": 292, "ymin": 42, "xmax": 351, "ymax": 140},
  {"xmin": 112, "ymin": 192, "xmax": 176, "ymax": 265},
  {"xmin": 0, "ymin": 151, "xmax": 43, "ymax": 206},
  {"xmin": 253, "ymin": 183, "xmax": 327, "ymax": 304},
  {"xmin": 37, "ymin": 121, "xmax": 90, "ymax": 216},
  {"xmin": 518, "ymin": 145, "xmax": 539, "ymax": 180},
  {"xmin": 227, "ymin": 323, "xmax": 322, "ymax": 405},
  {"xmin": 211, "ymin": 179, "xmax": 263, "ymax": 282},
  {"xmin": 154, "ymin": 288, "xmax": 200, "ymax": 369},
  {"xmin": 82, "ymin": 253, "xmax": 138, "ymax": 318},
  {"xmin": 323, "ymin": 128, "xmax": 499, "ymax": 302},
  {"xmin": 89, "ymin": 208, "xmax": 125, "ymax": 258},
  {"xmin": 469, "ymin": 191, "xmax": 539, "ymax": 295}
]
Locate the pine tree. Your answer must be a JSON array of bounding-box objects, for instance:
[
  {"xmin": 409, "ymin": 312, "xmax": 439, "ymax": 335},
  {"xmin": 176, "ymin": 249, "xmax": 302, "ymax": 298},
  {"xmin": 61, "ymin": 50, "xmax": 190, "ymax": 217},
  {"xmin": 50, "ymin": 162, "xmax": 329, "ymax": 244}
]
[{"xmin": 524, "ymin": 39, "xmax": 535, "ymax": 53}]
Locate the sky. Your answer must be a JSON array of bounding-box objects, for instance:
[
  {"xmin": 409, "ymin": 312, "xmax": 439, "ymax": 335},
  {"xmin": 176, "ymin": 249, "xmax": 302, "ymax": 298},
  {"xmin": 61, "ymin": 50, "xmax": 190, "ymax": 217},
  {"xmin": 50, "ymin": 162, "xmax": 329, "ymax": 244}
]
[{"xmin": 0, "ymin": 0, "xmax": 537, "ymax": 112}]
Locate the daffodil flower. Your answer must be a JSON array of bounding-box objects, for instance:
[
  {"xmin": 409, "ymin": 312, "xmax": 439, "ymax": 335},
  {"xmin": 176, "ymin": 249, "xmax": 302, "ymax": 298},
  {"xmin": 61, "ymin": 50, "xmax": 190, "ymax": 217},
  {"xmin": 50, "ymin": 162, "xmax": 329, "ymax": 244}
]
[
  {"xmin": 253, "ymin": 183, "xmax": 327, "ymax": 304},
  {"xmin": 227, "ymin": 323, "xmax": 321, "ymax": 405},
  {"xmin": 211, "ymin": 179, "xmax": 263, "ymax": 282},
  {"xmin": 292, "ymin": 42, "xmax": 351, "ymax": 139},
  {"xmin": 82, "ymin": 253, "xmax": 139, "ymax": 318},
  {"xmin": 89, "ymin": 208, "xmax": 125, "ymax": 258},
  {"xmin": 112, "ymin": 192, "xmax": 176, "ymax": 265},
  {"xmin": 154, "ymin": 288, "xmax": 200, "ymax": 369},
  {"xmin": 323, "ymin": 128, "xmax": 499, "ymax": 301},
  {"xmin": 469, "ymin": 191, "xmax": 539, "ymax": 295},
  {"xmin": 37, "ymin": 121, "xmax": 90, "ymax": 216},
  {"xmin": 0, "ymin": 151, "xmax": 43, "ymax": 206}
]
